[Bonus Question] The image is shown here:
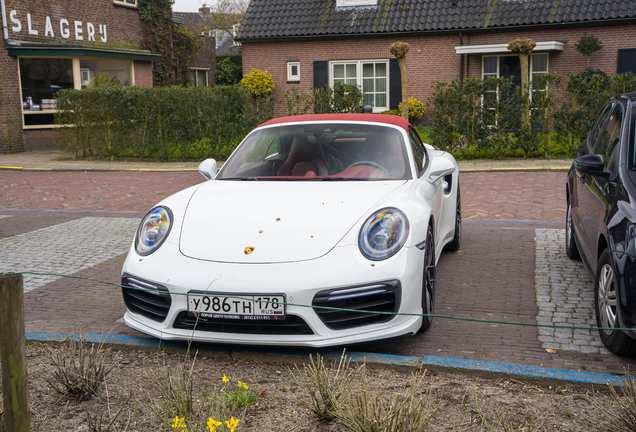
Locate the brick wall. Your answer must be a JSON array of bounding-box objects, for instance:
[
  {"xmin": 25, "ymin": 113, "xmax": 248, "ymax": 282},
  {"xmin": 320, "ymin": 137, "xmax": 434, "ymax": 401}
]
[
  {"xmin": 0, "ymin": 47, "xmax": 25, "ymax": 152},
  {"xmin": 190, "ymin": 35, "xmax": 216, "ymax": 72},
  {"xmin": 0, "ymin": 0, "xmax": 153, "ymax": 152},
  {"xmin": 242, "ymin": 22, "xmax": 636, "ymax": 119},
  {"xmin": 24, "ymin": 129, "xmax": 57, "ymax": 150},
  {"xmin": 134, "ymin": 60, "xmax": 153, "ymax": 87}
]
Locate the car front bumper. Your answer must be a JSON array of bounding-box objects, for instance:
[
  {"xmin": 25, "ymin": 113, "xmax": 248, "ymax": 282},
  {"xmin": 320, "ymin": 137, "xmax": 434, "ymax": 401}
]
[{"xmin": 121, "ymin": 241, "xmax": 425, "ymax": 347}]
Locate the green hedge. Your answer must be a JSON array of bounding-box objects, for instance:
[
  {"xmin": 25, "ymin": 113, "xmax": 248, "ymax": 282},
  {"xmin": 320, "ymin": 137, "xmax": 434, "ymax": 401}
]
[
  {"xmin": 55, "ymin": 85, "xmax": 273, "ymax": 161},
  {"xmin": 428, "ymin": 70, "xmax": 636, "ymax": 159}
]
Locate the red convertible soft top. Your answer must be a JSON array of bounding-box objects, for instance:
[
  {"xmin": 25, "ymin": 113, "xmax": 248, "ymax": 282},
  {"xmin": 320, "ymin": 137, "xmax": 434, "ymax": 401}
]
[{"xmin": 258, "ymin": 114, "xmax": 411, "ymax": 131}]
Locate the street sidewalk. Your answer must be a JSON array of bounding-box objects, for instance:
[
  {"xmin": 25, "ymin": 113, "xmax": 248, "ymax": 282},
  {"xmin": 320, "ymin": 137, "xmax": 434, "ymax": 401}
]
[{"xmin": 0, "ymin": 149, "xmax": 573, "ymax": 172}]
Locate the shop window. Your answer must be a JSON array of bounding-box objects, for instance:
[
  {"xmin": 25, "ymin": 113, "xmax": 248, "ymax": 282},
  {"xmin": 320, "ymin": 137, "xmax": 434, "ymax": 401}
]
[
  {"xmin": 79, "ymin": 59, "xmax": 132, "ymax": 88},
  {"xmin": 18, "ymin": 57, "xmax": 134, "ymax": 128},
  {"xmin": 19, "ymin": 58, "xmax": 74, "ymax": 125},
  {"xmin": 330, "ymin": 59, "xmax": 388, "ymax": 112},
  {"xmin": 190, "ymin": 69, "xmax": 208, "ymax": 87},
  {"xmin": 287, "ymin": 62, "xmax": 300, "ymax": 82}
]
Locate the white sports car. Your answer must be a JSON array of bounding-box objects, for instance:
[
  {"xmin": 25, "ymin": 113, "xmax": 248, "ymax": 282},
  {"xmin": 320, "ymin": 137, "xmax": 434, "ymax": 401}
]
[{"xmin": 121, "ymin": 113, "xmax": 461, "ymax": 347}]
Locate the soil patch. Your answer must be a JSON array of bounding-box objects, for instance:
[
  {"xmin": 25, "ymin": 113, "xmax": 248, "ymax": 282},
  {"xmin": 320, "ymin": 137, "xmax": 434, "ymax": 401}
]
[{"xmin": 0, "ymin": 342, "xmax": 624, "ymax": 431}]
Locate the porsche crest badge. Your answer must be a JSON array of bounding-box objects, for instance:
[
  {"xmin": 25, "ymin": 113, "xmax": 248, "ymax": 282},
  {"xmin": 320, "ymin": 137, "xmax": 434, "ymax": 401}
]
[{"xmin": 244, "ymin": 247, "xmax": 255, "ymax": 255}]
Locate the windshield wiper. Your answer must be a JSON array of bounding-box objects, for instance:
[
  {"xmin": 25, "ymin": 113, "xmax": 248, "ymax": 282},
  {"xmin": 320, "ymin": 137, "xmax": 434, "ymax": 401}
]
[
  {"xmin": 319, "ymin": 177, "xmax": 370, "ymax": 181},
  {"xmin": 219, "ymin": 177, "xmax": 259, "ymax": 181}
]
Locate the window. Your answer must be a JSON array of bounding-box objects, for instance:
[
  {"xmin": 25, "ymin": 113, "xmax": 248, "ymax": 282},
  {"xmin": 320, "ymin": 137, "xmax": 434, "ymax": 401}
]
[
  {"xmin": 618, "ymin": 48, "xmax": 636, "ymax": 74},
  {"xmin": 482, "ymin": 54, "xmax": 549, "ymax": 89},
  {"xmin": 482, "ymin": 54, "xmax": 549, "ymax": 110},
  {"xmin": 330, "ymin": 60, "xmax": 388, "ymax": 112},
  {"xmin": 408, "ymin": 127, "xmax": 427, "ymax": 176},
  {"xmin": 595, "ymin": 104, "xmax": 624, "ymax": 170},
  {"xmin": 189, "ymin": 69, "xmax": 208, "ymax": 87},
  {"xmin": 18, "ymin": 57, "xmax": 134, "ymax": 128},
  {"xmin": 287, "ymin": 62, "xmax": 300, "ymax": 82},
  {"xmin": 335, "ymin": 0, "xmax": 378, "ymax": 6},
  {"xmin": 113, "ymin": 0, "xmax": 138, "ymax": 6},
  {"xmin": 80, "ymin": 59, "xmax": 132, "ymax": 88}
]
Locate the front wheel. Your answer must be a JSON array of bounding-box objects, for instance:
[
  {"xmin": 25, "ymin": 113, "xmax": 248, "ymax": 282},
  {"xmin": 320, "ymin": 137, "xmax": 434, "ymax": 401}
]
[
  {"xmin": 419, "ymin": 225, "xmax": 436, "ymax": 332},
  {"xmin": 595, "ymin": 249, "xmax": 636, "ymax": 356}
]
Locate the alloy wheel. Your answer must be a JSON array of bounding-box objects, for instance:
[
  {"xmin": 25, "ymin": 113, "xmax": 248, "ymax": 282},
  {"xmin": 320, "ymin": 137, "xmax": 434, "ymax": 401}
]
[{"xmin": 598, "ymin": 263, "xmax": 617, "ymax": 336}]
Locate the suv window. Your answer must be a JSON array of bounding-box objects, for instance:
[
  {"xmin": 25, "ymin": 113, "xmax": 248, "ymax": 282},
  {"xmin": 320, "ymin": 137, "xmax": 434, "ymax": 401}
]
[
  {"xmin": 596, "ymin": 104, "xmax": 624, "ymax": 169},
  {"xmin": 589, "ymin": 103, "xmax": 614, "ymax": 152},
  {"xmin": 408, "ymin": 127, "xmax": 427, "ymax": 176}
]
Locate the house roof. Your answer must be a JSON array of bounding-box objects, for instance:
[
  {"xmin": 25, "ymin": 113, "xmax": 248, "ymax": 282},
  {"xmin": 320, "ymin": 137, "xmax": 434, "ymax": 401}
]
[{"xmin": 236, "ymin": 0, "xmax": 636, "ymax": 41}]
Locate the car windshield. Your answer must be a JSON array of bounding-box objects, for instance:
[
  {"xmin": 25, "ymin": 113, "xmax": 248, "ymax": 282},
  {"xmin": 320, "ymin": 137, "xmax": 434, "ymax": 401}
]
[{"xmin": 217, "ymin": 123, "xmax": 412, "ymax": 181}]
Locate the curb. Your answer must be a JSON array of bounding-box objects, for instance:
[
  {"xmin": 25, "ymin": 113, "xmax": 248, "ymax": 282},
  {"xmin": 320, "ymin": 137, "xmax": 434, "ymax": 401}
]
[
  {"xmin": 26, "ymin": 331, "xmax": 625, "ymax": 386},
  {"xmin": 0, "ymin": 166, "xmax": 199, "ymax": 172},
  {"xmin": 459, "ymin": 167, "xmax": 570, "ymax": 173}
]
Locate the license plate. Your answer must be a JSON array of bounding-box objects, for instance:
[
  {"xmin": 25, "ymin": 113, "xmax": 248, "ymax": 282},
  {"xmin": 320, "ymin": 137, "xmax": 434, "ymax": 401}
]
[{"xmin": 187, "ymin": 292, "xmax": 286, "ymax": 320}]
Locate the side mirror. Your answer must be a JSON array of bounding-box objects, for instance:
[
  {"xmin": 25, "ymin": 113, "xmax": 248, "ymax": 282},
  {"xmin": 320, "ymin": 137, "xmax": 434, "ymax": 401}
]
[
  {"xmin": 198, "ymin": 158, "xmax": 217, "ymax": 181},
  {"xmin": 574, "ymin": 154, "xmax": 610, "ymax": 178},
  {"xmin": 427, "ymin": 157, "xmax": 455, "ymax": 183}
]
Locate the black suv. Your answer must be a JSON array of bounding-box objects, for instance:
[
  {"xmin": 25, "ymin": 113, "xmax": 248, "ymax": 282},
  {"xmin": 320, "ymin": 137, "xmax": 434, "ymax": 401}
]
[{"xmin": 567, "ymin": 92, "xmax": 636, "ymax": 356}]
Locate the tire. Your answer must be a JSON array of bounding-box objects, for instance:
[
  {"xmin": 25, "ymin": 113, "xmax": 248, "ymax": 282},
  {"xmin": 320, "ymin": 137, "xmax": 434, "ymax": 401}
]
[
  {"xmin": 595, "ymin": 249, "xmax": 636, "ymax": 356},
  {"xmin": 565, "ymin": 200, "xmax": 581, "ymax": 260},
  {"xmin": 444, "ymin": 185, "xmax": 461, "ymax": 252},
  {"xmin": 419, "ymin": 225, "xmax": 436, "ymax": 332}
]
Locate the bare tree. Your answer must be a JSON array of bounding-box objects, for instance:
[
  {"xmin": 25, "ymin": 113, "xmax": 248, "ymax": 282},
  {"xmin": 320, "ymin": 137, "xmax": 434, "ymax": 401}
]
[{"xmin": 196, "ymin": 0, "xmax": 249, "ymax": 35}]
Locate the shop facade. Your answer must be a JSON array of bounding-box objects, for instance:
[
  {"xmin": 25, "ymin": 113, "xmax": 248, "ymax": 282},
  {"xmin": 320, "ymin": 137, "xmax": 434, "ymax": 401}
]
[{"xmin": 1, "ymin": 0, "xmax": 160, "ymax": 152}]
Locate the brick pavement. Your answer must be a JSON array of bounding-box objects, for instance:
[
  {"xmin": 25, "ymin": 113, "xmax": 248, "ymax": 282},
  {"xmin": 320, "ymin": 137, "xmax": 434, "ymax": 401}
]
[
  {"xmin": 1, "ymin": 171, "xmax": 567, "ymax": 221},
  {"xmin": 2, "ymin": 169, "xmax": 634, "ymax": 377}
]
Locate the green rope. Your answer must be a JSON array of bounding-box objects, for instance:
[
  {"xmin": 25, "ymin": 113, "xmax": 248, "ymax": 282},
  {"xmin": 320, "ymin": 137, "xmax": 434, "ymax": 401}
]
[{"xmin": 1, "ymin": 270, "xmax": 629, "ymax": 333}]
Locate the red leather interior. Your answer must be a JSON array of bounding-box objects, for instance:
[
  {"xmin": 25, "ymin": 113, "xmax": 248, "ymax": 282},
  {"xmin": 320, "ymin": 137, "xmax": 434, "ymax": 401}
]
[{"xmin": 277, "ymin": 136, "xmax": 330, "ymax": 177}]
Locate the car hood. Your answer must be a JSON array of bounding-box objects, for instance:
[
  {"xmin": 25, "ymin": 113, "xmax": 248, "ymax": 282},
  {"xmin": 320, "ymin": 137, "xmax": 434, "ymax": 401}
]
[{"xmin": 179, "ymin": 180, "xmax": 407, "ymax": 263}]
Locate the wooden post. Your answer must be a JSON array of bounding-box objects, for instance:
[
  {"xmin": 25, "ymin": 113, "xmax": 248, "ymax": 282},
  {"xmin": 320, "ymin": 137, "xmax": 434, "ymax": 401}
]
[{"xmin": 0, "ymin": 273, "xmax": 30, "ymax": 432}]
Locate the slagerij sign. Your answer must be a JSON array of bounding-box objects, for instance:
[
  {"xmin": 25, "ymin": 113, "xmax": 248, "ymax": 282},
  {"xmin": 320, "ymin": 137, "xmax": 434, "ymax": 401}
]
[{"xmin": 1, "ymin": 0, "xmax": 108, "ymax": 42}]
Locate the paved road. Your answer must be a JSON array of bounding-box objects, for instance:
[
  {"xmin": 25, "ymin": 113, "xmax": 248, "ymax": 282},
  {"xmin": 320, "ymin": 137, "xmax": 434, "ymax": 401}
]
[{"xmin": 2, "ymin": 170, "xmax": 635, "ymax": 376}]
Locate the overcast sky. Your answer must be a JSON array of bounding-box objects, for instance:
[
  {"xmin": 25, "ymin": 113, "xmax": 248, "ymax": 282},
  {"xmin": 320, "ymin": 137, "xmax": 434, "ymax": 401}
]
[{"xmin": 173, "ymin": 0, "xmax": 205, "ymax": 12}]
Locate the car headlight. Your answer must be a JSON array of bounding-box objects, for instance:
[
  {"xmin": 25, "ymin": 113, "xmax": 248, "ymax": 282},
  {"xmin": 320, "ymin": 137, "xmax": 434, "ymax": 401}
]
[
  {"xmin": 135, "ymin": 206, "xmax": 173, "ymax": 256},
  {"xmin": 359, "ymin": 208, "xmax": 409, "ymax": 261}
]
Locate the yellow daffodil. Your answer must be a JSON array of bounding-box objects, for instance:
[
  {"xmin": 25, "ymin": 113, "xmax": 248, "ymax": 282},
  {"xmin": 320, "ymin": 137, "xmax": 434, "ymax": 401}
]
[
  {"xmin": 172, "ymin": 416, "xmax": 186, "ymax": 430},
  {"xmin": 225, "ymin": 417, "xmax": 240, "ymax": 432},
  {"xmin": 222, "ymin": 374, "xmax": 229, "ymax": 383},
  {"xmin": 206, "ymin": 418, "xmax": 222, "ymax": 432},
  {"xmin": 238, "ymin": 381, "xmax": 248, "ymax": 390}
]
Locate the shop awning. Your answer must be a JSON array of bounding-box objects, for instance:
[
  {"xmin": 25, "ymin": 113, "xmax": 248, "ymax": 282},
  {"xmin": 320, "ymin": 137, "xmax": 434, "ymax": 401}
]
[
  {"xmin": 454, "ymin": 41, "xmax": 565, "ymax": 55},
  {"xmin": 6, "ymin": 42, "xmax": 162, "ymax": 62}
]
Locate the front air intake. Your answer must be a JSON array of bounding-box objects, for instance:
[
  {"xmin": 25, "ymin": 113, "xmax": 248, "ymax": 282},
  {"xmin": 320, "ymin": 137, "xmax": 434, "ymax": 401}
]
[
  {"xmin": 173, "ymin": 312, "xmax": 314, "ymax": 335},
  {"xmin": 312, "ymin": 281, "xmax": 401, "ymax": 330},
  {"xmin": 122, "ymin": 274, "xmax": 172, "ymax": 322}
]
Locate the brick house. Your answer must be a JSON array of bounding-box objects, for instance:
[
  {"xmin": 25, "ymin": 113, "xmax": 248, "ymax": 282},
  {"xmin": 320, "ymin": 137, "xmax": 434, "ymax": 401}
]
[
  {"xmin": 0, "ymin": 0, "xmax": 160, "ymax": 152},
  {"xmin": 173, "ymin": 8, "xmax": 225, "ymax": 88},
  {"xmin": 236, "ymin": 0, "xmax": 636, "ymax": 118}
]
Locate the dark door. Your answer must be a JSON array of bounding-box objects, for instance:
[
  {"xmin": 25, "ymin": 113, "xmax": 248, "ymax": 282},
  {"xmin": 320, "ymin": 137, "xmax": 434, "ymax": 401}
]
[
  {"xmin": 499, "ymin": 56, "xmax": 522, "ymax": 89},
  {"xmin": 576, "ymin": 104, "xmax": 620, "ymax": 268}
]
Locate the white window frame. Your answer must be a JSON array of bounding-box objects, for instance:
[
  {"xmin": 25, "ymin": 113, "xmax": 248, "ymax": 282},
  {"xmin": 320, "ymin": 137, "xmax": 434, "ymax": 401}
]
[
  {"xmin": 113, "ymin": 0, "xmax": 138, "ymax": 7},
  {"xmin": 481, "ymin": 53, "xmax": 550, "ymax": 100},
  {"xmin": 336, "ymin": 0, "xmax": 378, "ymax": 6},
  {"xmin": 190, "ymin": 68, "xmax": 209, "ymax": 87},
  {"xmin": 481, "ymin": 54, "xmax": 550, "ymax": 80},
  {"xmin": 287, "ymin": 62, "xmax": 300, "ymax": 82},
  {"xmin": 329, "ymin": 59, "xmax": 389, "ymax": 113}
]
